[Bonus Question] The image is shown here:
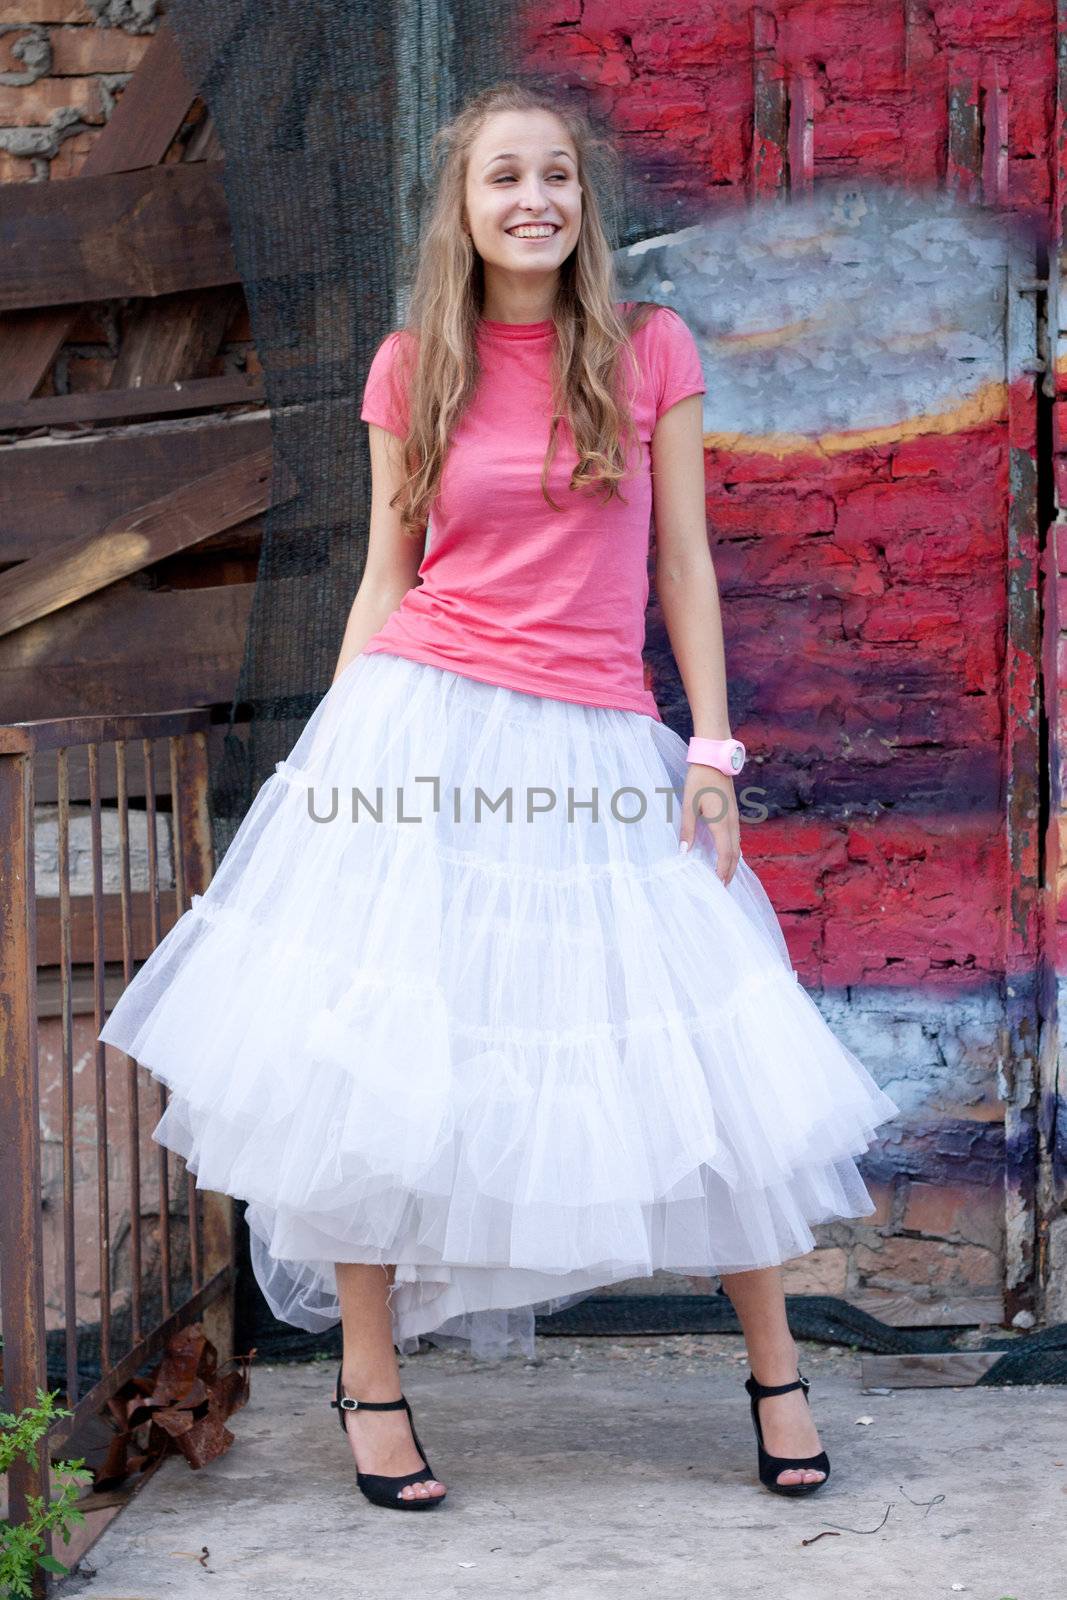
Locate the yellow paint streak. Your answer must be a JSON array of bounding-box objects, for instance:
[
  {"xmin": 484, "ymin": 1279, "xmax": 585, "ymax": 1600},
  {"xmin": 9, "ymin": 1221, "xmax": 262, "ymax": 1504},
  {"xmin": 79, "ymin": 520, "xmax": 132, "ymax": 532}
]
[
  {"xmin": 700, "ymin": 377, "xmax": 1007, "ymax": 460},
  {"xmin": 715, "ymin": 320, "xmax": 819, "ymax": 351}
]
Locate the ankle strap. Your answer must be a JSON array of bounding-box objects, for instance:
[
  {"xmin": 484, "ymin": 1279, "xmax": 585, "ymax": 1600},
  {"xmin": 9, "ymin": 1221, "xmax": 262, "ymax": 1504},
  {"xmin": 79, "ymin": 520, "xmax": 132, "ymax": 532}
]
[
  {"xmin": 746, "ymin": 1371, "xmax": 809, "ymax": 1398},
  {"xmin": 331, "ymin": 1393, "xmax": 408, "ymax": 1413}
]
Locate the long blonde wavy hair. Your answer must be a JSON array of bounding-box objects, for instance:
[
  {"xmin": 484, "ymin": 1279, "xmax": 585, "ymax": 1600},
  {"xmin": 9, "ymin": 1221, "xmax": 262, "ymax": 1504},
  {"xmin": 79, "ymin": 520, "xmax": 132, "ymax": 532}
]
[{"xmin": 381, "ymin": 80, "xmax": 662, "ymax": 538}]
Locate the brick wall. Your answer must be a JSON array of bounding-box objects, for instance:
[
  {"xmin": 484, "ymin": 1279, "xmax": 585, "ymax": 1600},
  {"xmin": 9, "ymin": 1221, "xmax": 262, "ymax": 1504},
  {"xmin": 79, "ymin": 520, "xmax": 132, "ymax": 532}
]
[
  {"xmin": 0, "ymin": 2, "xmax": 157, "ymax": 183},
  {"xmin": 3, "ymin": 0, "xmax": 1062, "ymax": 1328},
  {"xmin": 0, "ymin": 2, "xmax": 256, "ymax": 387}
]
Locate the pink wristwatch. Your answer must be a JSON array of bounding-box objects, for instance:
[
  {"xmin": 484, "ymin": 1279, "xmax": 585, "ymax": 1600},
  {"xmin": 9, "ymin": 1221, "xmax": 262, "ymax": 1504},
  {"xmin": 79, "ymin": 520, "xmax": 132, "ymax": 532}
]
[{"xmin": 687, "ymin": 735, "xmax": 746, "ymax": 776}]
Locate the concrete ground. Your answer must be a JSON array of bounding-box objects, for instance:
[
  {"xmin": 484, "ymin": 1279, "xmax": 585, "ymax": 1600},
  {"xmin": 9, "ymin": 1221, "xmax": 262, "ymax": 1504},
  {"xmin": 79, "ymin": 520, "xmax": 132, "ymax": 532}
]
[{"xmin": 54, "ymin": 1333, "xmax": 1063, "ymax": 1600}]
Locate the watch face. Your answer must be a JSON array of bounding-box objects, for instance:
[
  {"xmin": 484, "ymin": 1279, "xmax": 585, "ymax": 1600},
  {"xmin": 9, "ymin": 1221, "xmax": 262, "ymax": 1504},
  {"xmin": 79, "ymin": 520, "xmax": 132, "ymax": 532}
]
[{"xmin": 730, "ymin": 746, "xmax": 744, "ymax": 771}]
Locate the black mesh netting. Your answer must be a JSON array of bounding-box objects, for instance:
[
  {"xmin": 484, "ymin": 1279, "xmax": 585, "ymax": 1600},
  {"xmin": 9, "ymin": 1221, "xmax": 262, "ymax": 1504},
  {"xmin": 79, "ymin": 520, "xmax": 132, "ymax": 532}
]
[
  {"xmin": 148, "ymin": 1, "xmax": 1067, "ymax": 1384},
  {"xmin": 164, "ymin": 0, "xmax": 701, "ymax": 869},
  {"xmin": 44, "ymin": 1294, "xmax": 1067, "ymax": 1389},
  {"xmin": 156, "ymin": 0, "xmax": 714, "ymax": 1361}
]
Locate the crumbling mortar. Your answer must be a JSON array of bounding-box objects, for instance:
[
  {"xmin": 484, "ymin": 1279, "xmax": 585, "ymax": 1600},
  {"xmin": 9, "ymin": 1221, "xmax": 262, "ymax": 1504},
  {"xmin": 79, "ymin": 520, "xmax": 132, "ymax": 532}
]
[
  {"xmin": 0, "ymin": 23, "xmax": 51, "ymax": 87},
  {"xmin": 97, "ymin": 71, "xmax": 133, "ymax": 118},
  {"xmin": 85, "ymin": 0, "xmax": 161, "ymax": 33},
  {"xmin": 0, "ymin": 105, "xmax": 87, "ymax": 160}
]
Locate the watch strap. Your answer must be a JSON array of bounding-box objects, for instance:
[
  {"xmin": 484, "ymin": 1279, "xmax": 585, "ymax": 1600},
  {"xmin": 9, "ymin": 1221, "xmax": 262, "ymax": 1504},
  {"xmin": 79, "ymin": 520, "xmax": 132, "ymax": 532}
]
[{"xmin": 687, "ymin": 736, "xmax": 746, "ymax": 775}]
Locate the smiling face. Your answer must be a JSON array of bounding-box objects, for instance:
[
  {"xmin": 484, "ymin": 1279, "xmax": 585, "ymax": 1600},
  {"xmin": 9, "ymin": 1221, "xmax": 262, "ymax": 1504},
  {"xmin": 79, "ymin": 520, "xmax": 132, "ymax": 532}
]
[{"xmin": 463, "ymin": 108, "xmax": 582, "ymax": 303}]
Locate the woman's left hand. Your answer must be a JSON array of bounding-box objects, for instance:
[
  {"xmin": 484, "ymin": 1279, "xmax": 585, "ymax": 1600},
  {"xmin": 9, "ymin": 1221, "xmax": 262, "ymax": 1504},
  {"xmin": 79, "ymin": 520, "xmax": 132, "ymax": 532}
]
[{"xmin": 680, "ymin": 763, "xmax": 741, "ymax": 886}]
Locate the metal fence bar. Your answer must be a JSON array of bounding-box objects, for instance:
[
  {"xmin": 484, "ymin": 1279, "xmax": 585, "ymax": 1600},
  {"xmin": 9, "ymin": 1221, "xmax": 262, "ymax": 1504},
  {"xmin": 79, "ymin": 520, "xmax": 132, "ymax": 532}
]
[
  {"xmin": 56, "ymin": 746, "xmax": 79, "ymax": 1408},
  {"xmin": 168, "ymin": 735, "xmax": 201, "ymax": 1291},
  {"xmin": 174, "ymin": 728, "xmax": 235, "ymax": 1343},
  {"xmin": 0, "ymin": 707, "xmax": 233, "ymax": 1597},
  {"xmin": 141, "ymin": 735, "xmax": 172, "ymax": 1323},
  {"xmin": 0, "ymin": 748, "xmax": 50, "ymax": 1558},
  {"xmin": 114, "ymin": 738, "xmax": 143, "ymax": 1346},
  {"xmin": 88, "ymin": 740, "xmax": 113, "ymax": 1378}
]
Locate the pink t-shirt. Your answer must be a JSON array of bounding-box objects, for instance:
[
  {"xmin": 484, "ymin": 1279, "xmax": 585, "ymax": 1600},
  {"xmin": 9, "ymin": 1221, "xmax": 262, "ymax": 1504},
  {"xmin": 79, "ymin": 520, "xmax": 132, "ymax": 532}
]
[{"xmin": 358, "ymin": 301, "xmax": 706, "ymax": 721}]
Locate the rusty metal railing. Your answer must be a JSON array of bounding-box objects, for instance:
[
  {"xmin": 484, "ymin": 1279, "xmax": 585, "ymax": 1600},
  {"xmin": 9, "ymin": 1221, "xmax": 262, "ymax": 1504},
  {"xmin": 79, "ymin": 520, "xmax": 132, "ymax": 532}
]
[{"xmin": 0, "ymin": 708, "xmax": 235, "ymax": 1592}]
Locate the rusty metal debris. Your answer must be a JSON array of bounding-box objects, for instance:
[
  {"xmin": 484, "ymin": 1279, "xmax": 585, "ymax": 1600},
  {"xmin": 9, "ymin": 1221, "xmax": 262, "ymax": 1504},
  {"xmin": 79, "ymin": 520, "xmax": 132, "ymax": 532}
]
[{"xmin": 91, "ymin": 1322, "xmax": 254, "ymax": 1488}]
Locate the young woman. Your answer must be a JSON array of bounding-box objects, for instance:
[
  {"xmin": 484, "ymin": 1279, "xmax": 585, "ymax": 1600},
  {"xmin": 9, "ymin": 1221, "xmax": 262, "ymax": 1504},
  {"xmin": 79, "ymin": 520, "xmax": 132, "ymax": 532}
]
[{"xmin": 100, "ymin": 80, "xmax": 899, "ymax": 1510}]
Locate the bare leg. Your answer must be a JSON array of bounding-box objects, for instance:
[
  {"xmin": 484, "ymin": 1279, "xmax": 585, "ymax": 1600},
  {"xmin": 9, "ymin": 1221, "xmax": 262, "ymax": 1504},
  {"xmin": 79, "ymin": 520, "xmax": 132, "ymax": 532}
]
[
  {"xmin": 718, "ymin": 1264, "xmax": 827, "ymax": 1487},
  {"xmin": 333, "ymin": 1262, "xmax": 446, "ymax": 1502}
]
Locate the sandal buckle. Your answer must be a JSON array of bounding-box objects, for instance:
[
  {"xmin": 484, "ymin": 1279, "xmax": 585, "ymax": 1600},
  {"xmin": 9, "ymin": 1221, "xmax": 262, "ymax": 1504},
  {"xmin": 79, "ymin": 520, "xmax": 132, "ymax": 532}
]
[{"xmin": 339, "ymin": 1395, "xmax": 360, "ymax": 1410}]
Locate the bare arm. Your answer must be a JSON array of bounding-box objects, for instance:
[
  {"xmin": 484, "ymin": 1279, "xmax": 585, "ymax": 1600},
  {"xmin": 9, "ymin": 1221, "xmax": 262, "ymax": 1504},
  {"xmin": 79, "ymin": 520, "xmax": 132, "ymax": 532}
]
[
  {"xmin": 332, "ymin": 423, "xmax": 427, "ymax": 683},
  {"xmin": 650, "ymin": 391, "xmax": 732, "ymax": 741},
  {"xmin": 650, "ymin": 392, "xmax": 740, "ymax": 882}
]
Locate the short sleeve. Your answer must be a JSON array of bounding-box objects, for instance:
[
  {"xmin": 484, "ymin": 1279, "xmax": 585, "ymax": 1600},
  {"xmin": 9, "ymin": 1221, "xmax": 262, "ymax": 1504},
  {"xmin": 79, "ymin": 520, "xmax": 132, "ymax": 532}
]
[
  {"xmin": 360, "ymin": 330, "xmax": 413, "ymax": 439},
  {"xmin": 650, "ymin": 307, "xmax": 705, "ymax": 421}
]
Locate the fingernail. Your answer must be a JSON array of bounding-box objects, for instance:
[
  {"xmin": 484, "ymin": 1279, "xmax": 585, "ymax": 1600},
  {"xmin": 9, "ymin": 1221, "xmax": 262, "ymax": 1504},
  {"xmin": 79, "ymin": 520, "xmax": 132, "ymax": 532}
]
[{"xmin": 679, "ymin": 840, "xmax": 689, "ymax": 854}]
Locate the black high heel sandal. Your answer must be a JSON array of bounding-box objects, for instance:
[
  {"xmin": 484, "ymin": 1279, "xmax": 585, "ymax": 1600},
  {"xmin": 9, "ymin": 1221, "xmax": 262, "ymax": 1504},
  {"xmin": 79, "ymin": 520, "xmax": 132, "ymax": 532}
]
[
  {"xmin": 330, "ymin": 1362, "xmax": 446, "ymax": 1510},
  {"xmin": 744, "ymin": 1367, "xmax": 831, "ymax": 1496}
]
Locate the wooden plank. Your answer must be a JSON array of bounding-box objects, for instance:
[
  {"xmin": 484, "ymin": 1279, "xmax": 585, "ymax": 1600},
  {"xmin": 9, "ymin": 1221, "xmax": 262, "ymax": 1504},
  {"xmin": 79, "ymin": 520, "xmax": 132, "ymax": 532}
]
[
  {"xmin": 35, "ymin": 889, "xmax": 182, "ymax": 967},
  {"xmin": 861, "ymin": 1352, "xmax": 1004, "ymax": 1389},
  {"xmin": 0, "ymin": 414, "xmax": 271, "ymax": 561},
  {"xmin": 0, "ymin": 581, "xmax": 254, "ymax": 722},
  {"xmin": 182, "ymin": 106, "xmax": 224, "ymax": 168},
  {"xmin": 79, "ymin": 20, "xmax": 197, "ymax": 179},
  {"xmin": 109, "ymin": 285, "xmax": 245, "ymax": 392},
  {"xmin": 0, "ymin": 447, "xmax": 274, "ymax": 639},
  {"xmin": 0, "ymin": 708, "xmax": 211, "ymax": 756},
  {"xmin": 38, "ymin": 964, "xmax": 168, "ymax": 1019},
  {"xmin": 0, "ymin": 372, "xmax": 266, "ymax": 431},
  {"xmin": 0, "ymin": 162, "xmax": 238, "ymax": 312},
  {"xmin": 29, "ymin": 719, "xmax": 239, "ymax": 805},
  {"xmin": 0, "ymin": 307, "xmax": 95, "ymax": 408},
  {"xmin": 848, "ymin": 1286, "xmax": 1006, "ymax": 1327},
  {"xmin": 0, "ymin": 21, "xmax": 198, "ymax": 403}
]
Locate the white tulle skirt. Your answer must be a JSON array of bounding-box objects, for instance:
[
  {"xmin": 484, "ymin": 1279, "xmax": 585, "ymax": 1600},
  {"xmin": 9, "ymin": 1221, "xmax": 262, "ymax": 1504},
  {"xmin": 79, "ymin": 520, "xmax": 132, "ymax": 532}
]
[{"xmin": 99, "ymin": 649, "xmax": 900, "ymax": 1360}]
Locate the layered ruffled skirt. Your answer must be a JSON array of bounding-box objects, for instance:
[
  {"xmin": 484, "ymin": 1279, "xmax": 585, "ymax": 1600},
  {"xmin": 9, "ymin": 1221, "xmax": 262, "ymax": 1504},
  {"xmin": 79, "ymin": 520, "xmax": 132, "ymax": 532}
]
[{"xmin": 98, "ymin": 649, "xmax": 900, "ymax": 1359}]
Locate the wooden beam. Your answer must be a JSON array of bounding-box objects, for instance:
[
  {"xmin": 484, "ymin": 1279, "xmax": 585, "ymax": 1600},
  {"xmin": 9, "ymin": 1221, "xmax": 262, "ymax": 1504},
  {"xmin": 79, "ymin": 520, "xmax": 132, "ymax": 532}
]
[
  {"xmin": 0, "ymin": 372, "xmax": 265, "ymax": 431},
  {"xmin": 0, "ymin": 413, "xmax": 271, "ymax": 562},
  {"xmin": 28, "ymin": 719, "xmax": 240, "ymax": 805},
  {"xmin": 109, "ymin": 285, "xmax": 246, "ymax": 392},
  {"xmin": 848, "ymin": 1286, "xmax": 1005, "ymax": 1327},
  {"xmin": 36, "ymin": 889, "xmax": 182, "ymax": 967},
  {"xmin": 0, "ymin": 581, "xmax": 255, "ymax": 722},
  {"xmin": 0, "ymin": 20, "xmax": 199, "ymax": 402},
  {"xmin": 79, "ymin": 20, "xmax": 197, "ymax": 179},
  {"xmin": 0, "ymin": 162, "xmax": 238, "ymax": 312},
  {"xmin": 0, "ymin": 447, "xmax": 274, "ymax": 639},
  {"xmin": 861, "ymin": 1352, "xmax": 1004, "ymax": 1388},
  {"xmin": 0, "ymin": 707, "xmax": 210, "ymax": 757},
  {"xmin": 37, "ymin": 963, "xmax": 159, "ymax": 1017}
]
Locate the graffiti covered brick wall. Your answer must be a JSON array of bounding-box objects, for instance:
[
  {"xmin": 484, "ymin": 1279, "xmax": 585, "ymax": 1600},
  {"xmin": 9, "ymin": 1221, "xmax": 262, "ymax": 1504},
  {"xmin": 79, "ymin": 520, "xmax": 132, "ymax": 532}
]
[
  {"xmin": 3, "ymin": 1, "xmax": 1065, "ymax": 1327},
  {"xmin": 521, "ymin": 1, "xmax": 1056, "ymax": 1324}
]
